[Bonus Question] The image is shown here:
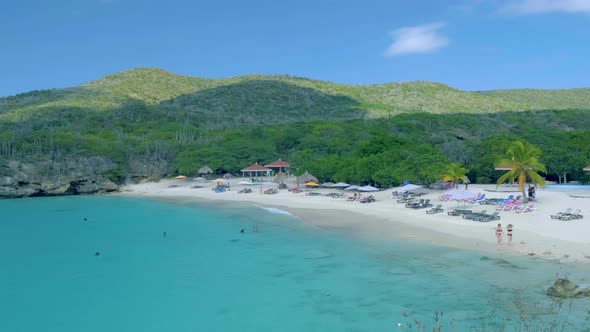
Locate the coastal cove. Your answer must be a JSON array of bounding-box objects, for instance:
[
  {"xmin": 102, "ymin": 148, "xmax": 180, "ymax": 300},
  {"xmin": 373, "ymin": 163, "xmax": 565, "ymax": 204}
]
[
  {"xmin": 1, "ymin": 195, "xmax": 590, "ymax": 331},
  {"xmin": 122, "ymin": 180, "xmax": 590, "ymax": 264}
]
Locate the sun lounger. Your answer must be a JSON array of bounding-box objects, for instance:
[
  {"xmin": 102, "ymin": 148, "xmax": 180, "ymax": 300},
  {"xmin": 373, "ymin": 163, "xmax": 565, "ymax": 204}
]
[
  {"xmin": 515, "ymin": 204, "xmax": 536, "ymax": 213},
  {"xmin": 551, "ymin": 208, "xmax": 572, "ymax": 219},
  {"xmin": 426, "ymin": 205, "xmax": 444, "ymax": 214},
  {"xmin": 473, "ymin": 212, "xmax": 500, "ymax": 222},
  {"xmin": 557, "ymin": 209, "xmax": 583, "ymax": 220},
  {"xmin": 463, "ymin": 210, "xmax": 487, "ymax": 220},
  {"xmin": 447, "ymin": 209, "xmax": 472, "ymax": 216}
]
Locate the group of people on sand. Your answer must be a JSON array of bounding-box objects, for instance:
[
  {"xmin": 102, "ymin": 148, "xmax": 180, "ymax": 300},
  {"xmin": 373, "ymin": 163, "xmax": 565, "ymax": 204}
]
[{"xmin": 495, "ymin": 223, "xmax": 513, "ymax": 245}]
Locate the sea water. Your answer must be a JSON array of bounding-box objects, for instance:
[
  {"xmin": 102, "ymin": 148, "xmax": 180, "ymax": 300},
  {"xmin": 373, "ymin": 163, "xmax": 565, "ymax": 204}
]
[{"xmin": 0, "ymin": 196, "xmax": 589, "ymax": 332}]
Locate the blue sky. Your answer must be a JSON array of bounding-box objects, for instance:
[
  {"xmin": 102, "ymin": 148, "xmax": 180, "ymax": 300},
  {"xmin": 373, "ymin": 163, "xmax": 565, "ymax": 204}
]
[{"xmin": 2, "ymin": 0, "xmax": 590, "ymax": 96}]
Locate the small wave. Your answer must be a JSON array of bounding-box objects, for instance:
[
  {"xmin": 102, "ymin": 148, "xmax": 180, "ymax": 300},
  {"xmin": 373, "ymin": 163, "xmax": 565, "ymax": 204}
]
[{"xmin": 257, "ymin": 206, "xmax": 292, "ymax": 216}]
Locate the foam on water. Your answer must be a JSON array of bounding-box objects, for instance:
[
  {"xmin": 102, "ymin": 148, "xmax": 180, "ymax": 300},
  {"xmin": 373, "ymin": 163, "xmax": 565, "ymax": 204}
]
[
  {"xmin": 0, "ymin": 196, "xmax": 589, "ymax": 331},
  {"xmin": 257, "ymin": 206, "xmax": 294, "ymax": 216}
]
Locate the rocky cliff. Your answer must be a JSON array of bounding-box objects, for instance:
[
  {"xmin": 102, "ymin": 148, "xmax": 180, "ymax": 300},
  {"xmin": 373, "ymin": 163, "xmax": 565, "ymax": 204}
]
[{"xmin": 0, "ymin": 157, "xmax": 119, "ymax": 198}]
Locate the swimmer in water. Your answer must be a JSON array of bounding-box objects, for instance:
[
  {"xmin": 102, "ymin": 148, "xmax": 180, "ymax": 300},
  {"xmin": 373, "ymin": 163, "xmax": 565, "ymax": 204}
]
[
  {"xmin": 95, "ymin": 252, "xmax": 101, "ymax": 256},
  {"xmin": 163, "ymin": 231, "xmax": 167, "ymax": 238},
  {"xmin": 240, "ymin": 229, "xmax": 245, "ymax": 234}
]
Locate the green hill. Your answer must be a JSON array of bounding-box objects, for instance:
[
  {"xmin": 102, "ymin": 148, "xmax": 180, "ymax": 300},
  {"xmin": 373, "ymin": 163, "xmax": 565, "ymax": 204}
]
[
  {"xmin": 479, "ymin": 88, "xmax": 590, "ymax": 110},
  {"xmin": 4, "ymin": 67, "xmax": 590, "ymax": 125}
]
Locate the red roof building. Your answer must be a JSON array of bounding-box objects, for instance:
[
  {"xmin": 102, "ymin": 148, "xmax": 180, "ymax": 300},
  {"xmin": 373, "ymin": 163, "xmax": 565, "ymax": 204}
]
[
  {"xmin": 241, "ymin": 162, "xmax": 272, "ymax": 172},
  {"xmin": 264, "ymin": 159, "xmax": 290, "ymax": 168},
  {"xmin": 241, "ymin": 162, "xmax": 272, "ymax": 179}
]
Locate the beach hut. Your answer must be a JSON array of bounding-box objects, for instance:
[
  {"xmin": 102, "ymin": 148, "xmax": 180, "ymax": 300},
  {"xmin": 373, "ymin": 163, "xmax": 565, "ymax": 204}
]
[
  {"xmin": 264, "ymin": 159, "xmax": 290, "ymax": 173},
  {"xmin": 296, "ymin": 171, "xmax": 318, "ymax": 184},
  {"xmin": 198, "ymin": 165, "xmax": 214, "ymax": 176},
  {"xmin": 241, "ymin": 162, "xmax": 272, "ymax": 180}
]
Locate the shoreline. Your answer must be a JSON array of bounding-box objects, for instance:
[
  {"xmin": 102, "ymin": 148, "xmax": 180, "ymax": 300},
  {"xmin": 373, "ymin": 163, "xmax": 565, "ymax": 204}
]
[{"xmin": 117, "ymin": 179, "xmax": 590, "ymax": 264}]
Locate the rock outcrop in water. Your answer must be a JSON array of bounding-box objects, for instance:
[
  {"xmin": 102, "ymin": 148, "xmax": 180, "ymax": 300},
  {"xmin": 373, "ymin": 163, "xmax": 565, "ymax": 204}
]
[
  {"xmin": 547, "ymin": 278, "xmax": 590, "ymax": 298},
  {"xmin": 0, "ymin": 157, "xmax": 119, "ymax": 198}
]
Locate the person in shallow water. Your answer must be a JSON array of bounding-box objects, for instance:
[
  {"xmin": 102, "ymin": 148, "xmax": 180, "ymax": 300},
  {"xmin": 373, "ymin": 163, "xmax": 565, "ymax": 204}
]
[
  {"xmin": 95, "ymin": 252, "xmax": 100, "ymax": 256},
  {"xmin": 495, "ymin": 223, "xmax": 504, "ymax": 245},
  {"xmin": 240, "ymin": 229, "xmax": 245, "ymax": 234},
  {"xmin": 506, "ymin": 224, "xmax": 513, "ymax": 244},
  {"xmin": 163, "ymin": 231, "xmax": 167, "ymax": 238}
]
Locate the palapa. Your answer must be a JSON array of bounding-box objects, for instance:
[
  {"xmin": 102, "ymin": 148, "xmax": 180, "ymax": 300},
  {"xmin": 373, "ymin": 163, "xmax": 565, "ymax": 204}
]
[
  {"xmin": 198, "ymin": 165, "xmax": 213, "ymax": 175},
  {"xmin": 296, "ymin": 171, "xmax": 318, "ymax": 184},
  {"xmin": 273, "ymin": 172, "xmax": 288, "ymax": 184}
]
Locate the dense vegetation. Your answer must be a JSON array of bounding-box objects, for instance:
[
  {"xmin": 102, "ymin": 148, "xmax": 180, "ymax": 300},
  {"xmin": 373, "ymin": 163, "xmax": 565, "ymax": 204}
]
[{"xmin": 1, "ymin": 68, "xmax": 589, "ymax": 186}]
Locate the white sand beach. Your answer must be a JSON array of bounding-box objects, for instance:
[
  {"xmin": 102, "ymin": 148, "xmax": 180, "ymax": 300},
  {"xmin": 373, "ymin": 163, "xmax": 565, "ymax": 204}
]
[{"xmin": 119, "ymin": 179, "xmax": 590, "ymax": 263}]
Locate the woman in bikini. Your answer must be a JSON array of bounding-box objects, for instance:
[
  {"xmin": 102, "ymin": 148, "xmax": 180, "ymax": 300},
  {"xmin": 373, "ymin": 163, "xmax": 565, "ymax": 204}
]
[
  {"xmin": 496, "ymin": 223, "xmax": 504, "ymax": 245},
  {"xmin": 506, "ymin": 224, "xmax": 513, "ymax": 244}
]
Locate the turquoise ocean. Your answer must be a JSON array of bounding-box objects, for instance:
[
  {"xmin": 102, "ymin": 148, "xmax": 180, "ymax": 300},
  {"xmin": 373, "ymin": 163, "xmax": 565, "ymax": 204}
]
[{"xmin": 0, "ymin": 196, "xmax": 589, "ymax": 331}]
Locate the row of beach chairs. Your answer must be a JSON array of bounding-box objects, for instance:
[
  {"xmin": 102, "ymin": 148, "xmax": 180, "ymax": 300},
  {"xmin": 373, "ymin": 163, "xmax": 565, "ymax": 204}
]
[
  {"xmin": 551, "ymin": 208, "xmax": 583, "ymax": 221},
  {"xmin": 495, "ymin": 199, "xmax": 536, "ymax": 213},
  {"xmin": 404, "ymin": 199, "xmax": 433, "ymax": 209},
  {"xmin": 447, "ymin": 209, "xmax": 501, "ymax": 222}
]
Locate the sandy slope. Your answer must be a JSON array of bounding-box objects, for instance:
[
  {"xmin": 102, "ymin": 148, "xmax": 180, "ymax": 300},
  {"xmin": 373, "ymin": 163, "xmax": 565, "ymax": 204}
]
[{"xmin": 118, "ymin": 179, "xmax": 590, "ymax": 264}]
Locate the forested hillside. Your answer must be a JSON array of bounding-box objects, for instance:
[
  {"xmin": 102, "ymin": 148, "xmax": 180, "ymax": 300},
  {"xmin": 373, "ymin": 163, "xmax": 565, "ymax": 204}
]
[{"xmin": 1, "ymin": 68, "xmax": 589, "ymax": 197}]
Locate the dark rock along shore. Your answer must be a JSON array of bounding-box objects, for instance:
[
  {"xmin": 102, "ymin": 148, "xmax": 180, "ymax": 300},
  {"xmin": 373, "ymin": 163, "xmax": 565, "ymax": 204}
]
[{"xmin": 0, "ymin": 157, "xmax": 119, "ymax": 198}]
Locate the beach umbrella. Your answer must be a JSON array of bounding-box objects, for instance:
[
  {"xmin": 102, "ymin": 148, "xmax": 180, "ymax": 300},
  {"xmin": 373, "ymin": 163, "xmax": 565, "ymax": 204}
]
[
  {"xmin": 175, "ymin": 175, "xmax": 187, "ymax": 179},
  {"xmin": 344, "ymin": 185, "xmax": 360, "ymax": 191},
  {"xmin": 400, "ymin": 184, "xmax": 422, "ymax": 193},
  {"xmin": 239, "ymin": 181, "xmax": 254, "ymax": 185},
  {"xmin": 223, "ymin": 173, "xmax": 233, "ymax": 179},
  {"xmin": 447, "ymin": 190, "xmax": 476, "ymax": 201},
  {"xmin": 332, "ymin": 182, "xmax": 351, "ymax": 188},
  {"xmin": 193, "ymin": 177, "xmax": 207, "ymax": 182},
  {"xmin": 305, "ymin": 181, "xmax": 320, "ymax": 187},
  {"xmin": 213, "ymin": 178, "xmax": 225, "ymax": 183},
  {"xmin": 358, "ymin": 185, "xmax": 379, "ymax": 192},
  {"xmin": 322, "ymin": 182, "xmax": 335, "ymax": 188}
]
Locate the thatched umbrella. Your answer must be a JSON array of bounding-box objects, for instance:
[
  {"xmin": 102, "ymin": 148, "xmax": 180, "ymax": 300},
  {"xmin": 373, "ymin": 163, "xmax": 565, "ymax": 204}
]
[
  {"xmin": 274, "ymin": 172, "xmax": 287, "ymax": 184},
  {"xmin": 198, "ymin": 165, "xmax": 213, "ymax": 175},
  {"xmin": 296, "ymin": 171, "xmax": 318, "ymax": 184},
  {"xmin": 223, "ymin": 173, "xmax": 232, "ymax": 179}
]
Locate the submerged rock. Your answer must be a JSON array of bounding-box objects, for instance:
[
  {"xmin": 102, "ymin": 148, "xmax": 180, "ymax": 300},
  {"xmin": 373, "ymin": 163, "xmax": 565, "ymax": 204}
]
[{"xmin": 547, "ymin": 278, "xmax": 589, "ymax": 298}]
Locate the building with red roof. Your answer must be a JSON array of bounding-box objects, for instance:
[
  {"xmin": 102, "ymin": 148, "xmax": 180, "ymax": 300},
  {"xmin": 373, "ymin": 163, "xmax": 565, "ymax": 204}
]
[
  {"xmin": 241, "ymin": 162, "xmax": 272, "ymax": 179},
  {"xmin": 264, "ymin": 159, "xmax": 290, "ymax": 173}
]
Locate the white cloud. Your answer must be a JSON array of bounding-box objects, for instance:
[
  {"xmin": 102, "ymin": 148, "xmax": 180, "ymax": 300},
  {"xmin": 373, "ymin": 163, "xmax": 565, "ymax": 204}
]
[
  {"xmin": 384, "ymin": 22, "xmax": 449, "ymax": 57},
  {"xmin": 504, "ymin": 0, "xmax": 590, "ymax": 14}
]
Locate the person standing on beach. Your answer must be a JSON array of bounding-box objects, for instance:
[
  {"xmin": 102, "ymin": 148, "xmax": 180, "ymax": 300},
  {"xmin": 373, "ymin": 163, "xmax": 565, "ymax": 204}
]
[
  {"xmin": 506, "ymin": 224, "xmax": 513, "ymax": 245},
  {"xmin": 495, "ymin": 223, "xmax": 504, "ymax": 245}
]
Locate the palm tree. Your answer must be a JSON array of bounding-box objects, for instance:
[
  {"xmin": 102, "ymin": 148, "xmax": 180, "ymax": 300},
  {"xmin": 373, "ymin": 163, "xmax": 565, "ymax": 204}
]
[
  {"xmin": 442, "ymin": 163, "xmax": 468, "ymax": 189},
  {"xmin": 496, "ymin": 140, "xmax": 546, "ymax": 202}
]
